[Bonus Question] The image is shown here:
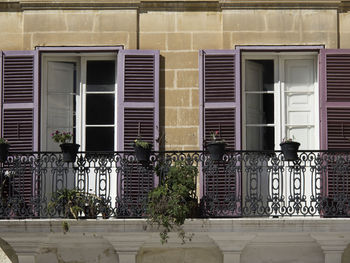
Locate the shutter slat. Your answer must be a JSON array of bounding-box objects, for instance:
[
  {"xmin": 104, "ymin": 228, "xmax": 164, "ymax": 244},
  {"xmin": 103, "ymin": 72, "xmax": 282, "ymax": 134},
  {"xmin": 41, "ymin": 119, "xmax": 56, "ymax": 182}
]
[
  {"xmin": 204, "ymin": 53, "xmax": 235, "ymax": 103},
  {"xmin": 124, "ymin": 108, "xmax": 154, "ymax": 151},
  {"xmin": 3, "ymin": 55, "xmax": 34, "ymax": 104},
  {"xmin": 124, "ymin": 54, "xmax": 155, "ymax": 102},
  {"xmin": 326, "ymin": 54, "xmax": 350, "ymax": 102}
]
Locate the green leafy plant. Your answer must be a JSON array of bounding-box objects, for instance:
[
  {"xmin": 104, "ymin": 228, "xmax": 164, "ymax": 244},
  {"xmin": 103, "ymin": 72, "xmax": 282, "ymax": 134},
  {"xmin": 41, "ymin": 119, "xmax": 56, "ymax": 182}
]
[
  {"xmin": 147, "ymin": 161, "xmax": 198, "ymax": 244},
  {"xmin": 62, "ymin": 221, "xmax": 69, "ymax": 233},
  {"xmin": 48, "ymin": 189, "xmax": 111, "ymax": 219},
  {"xmin": 83, "ymin": 193, "xmax": 111, "ymax": 219},
  {"xmin": 210, "ymin": 130, "xmax": 225, "ymax": 143},
  {"xmin": 0, "ymin": 138, "xmax": 9, "ymax": 145},
  {"xmin": 134, "ymin": 137, "xmax": 151, "ymax": 149},
  {"xmin": 51, "ymin": 130, "xmax": 73, "ymax": 144},
  {"xmin": 48, "ymin": 188, "xmax": 85, "ymax": 219}
]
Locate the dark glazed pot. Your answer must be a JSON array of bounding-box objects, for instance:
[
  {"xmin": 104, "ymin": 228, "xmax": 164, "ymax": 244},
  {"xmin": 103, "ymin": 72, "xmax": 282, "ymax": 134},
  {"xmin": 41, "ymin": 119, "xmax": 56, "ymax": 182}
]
[
  {"xmin": 0, "ymin": 144, "xmax": 10, "ymax": 163},
  {"xmin": 206, "ymin": 142, "xmax": 226, "ymax": 161},
  {"xmin": 280, "ymin": 141, "xmax": 300, "ymax": 161},
  {"xmin": 134, "ymin": 145, "xmax": 151, "ymax": 162},
  {"xmin": 60, "ymin": 143, "xmax": 80, "ymax": 162}
]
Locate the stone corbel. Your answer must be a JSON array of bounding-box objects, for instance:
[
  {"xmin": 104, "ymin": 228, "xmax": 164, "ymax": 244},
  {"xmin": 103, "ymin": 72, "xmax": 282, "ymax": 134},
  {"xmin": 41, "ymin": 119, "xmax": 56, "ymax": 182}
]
[
  {"xmin": 209, "ymin": 233, "xmax": 255, "ymax": 263},
  {"xmin": 311, "ymin": 233, "xmax": 350, "ymax": 263},
  {"xmin": 105, "ymin": 233, "xmax": 151, "ymax": 263}
]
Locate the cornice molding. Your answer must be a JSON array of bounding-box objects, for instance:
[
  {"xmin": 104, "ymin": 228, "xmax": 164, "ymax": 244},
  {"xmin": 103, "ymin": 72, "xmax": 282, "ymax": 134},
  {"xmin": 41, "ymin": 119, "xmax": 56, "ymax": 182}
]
[{"xmin": 0, "ymin": 0, "xmax": 347, "ymax": 11}]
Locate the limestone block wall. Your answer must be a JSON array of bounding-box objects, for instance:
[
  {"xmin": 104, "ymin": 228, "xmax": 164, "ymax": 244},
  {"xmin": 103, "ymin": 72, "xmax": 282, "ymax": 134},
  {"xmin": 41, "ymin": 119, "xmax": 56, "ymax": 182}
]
[
  {"xmin": 140, "ymin": 11, "xmax": 223, "ymax": 150},
  {"xmin": 223, "ymin": 9, "xmax": 338, "ymax": 49},
  {"xmin": 0, "ymin": 10, "xmax": 137, "ymax": 51},
  {"xmin": 340, "ymin": 12, "xmax": 350, "ymax": 48},
  {"xmin": 0, "ymin": 1, "xmax": 348, "ymax": 150},
  {"xmin": 0, "ymin": 12, "xmax": 23, "ymax": 50},
  {"xmin": 23, "ymin": 10, "xmax": 137, "ymax": 50}
]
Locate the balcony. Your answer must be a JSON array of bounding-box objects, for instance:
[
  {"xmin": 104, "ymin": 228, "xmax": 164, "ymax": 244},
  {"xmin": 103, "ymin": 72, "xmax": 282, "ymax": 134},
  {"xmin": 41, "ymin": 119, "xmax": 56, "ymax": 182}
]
[{"xmin": 0, "ymin": 150, "xmax": 349, "ymax": 219}]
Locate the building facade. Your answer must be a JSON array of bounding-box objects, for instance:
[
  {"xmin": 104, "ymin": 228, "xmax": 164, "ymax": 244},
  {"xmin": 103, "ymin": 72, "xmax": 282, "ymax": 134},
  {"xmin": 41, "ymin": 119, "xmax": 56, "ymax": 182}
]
[{"xmin": 1, "ymin": 0, "xmax": 350, "ymax": 262}]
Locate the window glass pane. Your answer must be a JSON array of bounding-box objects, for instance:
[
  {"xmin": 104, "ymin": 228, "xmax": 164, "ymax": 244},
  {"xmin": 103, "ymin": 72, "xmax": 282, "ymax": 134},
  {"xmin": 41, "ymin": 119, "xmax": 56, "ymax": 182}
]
[
  {"xmin": 246, "ymin": 60, "xmax": 274, "ymax": 92},
  {"xmin": 87, "ymin": 60, "xmax": 115, "ymax": 91},
  {"xmin": 246, "ymin": 94, "xmax": 274, "ymax": 125},
  {"xmin": 86, "ymin": 94, "xmax": 114, "ymax": 125},
  {"xmin": 45, "ymin": 61, "xmax": 76, "ymax": 151},
  {"xmin": 246, "ymin": 127, "xmax": 274, "ymax": 151},
  {"xmin": 86, "ymin": 127, "xmax": 114, "ymax": 151}
]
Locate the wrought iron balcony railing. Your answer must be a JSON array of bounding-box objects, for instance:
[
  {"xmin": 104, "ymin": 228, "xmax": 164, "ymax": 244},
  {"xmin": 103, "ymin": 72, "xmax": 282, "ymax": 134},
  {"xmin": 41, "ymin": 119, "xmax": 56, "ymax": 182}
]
[{"xmin": 0, "ymin": 150, "xmax": 349, "ymax": 219}]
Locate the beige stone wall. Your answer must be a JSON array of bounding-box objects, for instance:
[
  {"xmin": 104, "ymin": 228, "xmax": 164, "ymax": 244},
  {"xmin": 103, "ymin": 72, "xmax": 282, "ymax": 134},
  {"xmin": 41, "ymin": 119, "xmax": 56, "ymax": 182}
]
[
  {"xmin": 0, "ymin": 10, "xmax": 137, "ymax": 50},
  {"xmin": 223, "ymin": 9, "xmax": 338, "ymax": 49},
  {"xmin": 340, "ymin": 12, "xmax": 350, "ymax": 48},
  {"xmin": 24, "ymin": 10, "xmax": 137, "ymax": 50},
  {"xmin": 0, "ymin": 5, "xmax": 344, "ymax": 150},
  {"xmin": 0, "ymin": 12, "xmax": 23, "ymax": 50},
  {"xmin": 140, "ymin": 11, "xmax": 223, "ymax": 150},
  {"xmin": 140, "ymin": 9, "xmax": 338, "ymax": 150}
]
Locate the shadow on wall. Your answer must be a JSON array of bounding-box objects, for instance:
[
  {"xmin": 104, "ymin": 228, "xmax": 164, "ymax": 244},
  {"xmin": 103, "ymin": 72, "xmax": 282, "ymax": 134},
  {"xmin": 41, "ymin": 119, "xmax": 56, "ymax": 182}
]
[
  {"xmin": 342, "ymin": 244, "xmax": 350, "ymax": 263},
  {"xmin": 0, "ymin": 238, "xmax": 18, "ymax": 263},
  {"xmin": 136, "ymin": 247, "xmax": 223, "ymax": 263},
  {"xmin": 159, "ymin": 55, "xmax": 166, "ymax": 152},
  {"xmin": 241, "ymin": 243, "xmax": 324, "ymax": 263},
  {"xmin": 35, "ymin": 233, "xmax": 118, "ymax": 263}
]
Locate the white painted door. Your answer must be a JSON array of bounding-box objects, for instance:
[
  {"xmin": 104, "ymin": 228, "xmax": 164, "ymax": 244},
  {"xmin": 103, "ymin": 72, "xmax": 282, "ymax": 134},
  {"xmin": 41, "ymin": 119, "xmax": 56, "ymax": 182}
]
[{"xmin": 282, "ymin": 58, "xmax": 317, "ymax": 150}]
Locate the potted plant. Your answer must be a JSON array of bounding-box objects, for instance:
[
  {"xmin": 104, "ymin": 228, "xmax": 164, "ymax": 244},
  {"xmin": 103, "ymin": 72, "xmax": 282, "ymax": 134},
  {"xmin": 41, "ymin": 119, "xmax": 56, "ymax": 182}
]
[
  {"xmin": 206, "ymin": 130, "xmax": 226, "ymax": 161},
  {"xmin": 280, "ymin": 137, "xmax": 300, "ymax": 161},
  {"xmin": 147, "ymin": 161, "xmax": 198, "ymax": 244},
  {"xmin": 0, "ymin": 138, "xmax": 10, "ymax": 163},
  {"xmin": 83, "ymin": 193, "xmax": 111, "ymax": 219},
  {"xmin": 52, "ymin": 130, "xmax": 80, "ymax": 162},
  {"xmin": 133, "ymin": 137, "xmax": 152, "ymax": 162}
]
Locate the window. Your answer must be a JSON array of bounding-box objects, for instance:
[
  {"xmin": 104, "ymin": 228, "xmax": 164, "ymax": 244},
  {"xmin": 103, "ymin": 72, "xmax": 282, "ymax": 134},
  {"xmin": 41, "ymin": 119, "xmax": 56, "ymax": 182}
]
[
  {"xmin": 1, "ymin": 48, "xmax": 159, "ymax": 202},
  {"xmin": 242, "ymin": 52, "xmax": 319, "ymax": 151},
  {"xmin": 200, "ymin": 48, "xmax": 350, "ymax": 216},
  {"xmin": 41, "ymin": 54, "xmax": 118, "ymax": 152}
]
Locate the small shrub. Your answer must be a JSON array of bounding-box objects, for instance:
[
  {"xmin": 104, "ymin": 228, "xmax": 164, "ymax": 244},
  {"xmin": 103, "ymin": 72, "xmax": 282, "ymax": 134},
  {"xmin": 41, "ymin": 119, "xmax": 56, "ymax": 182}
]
[{"xmin": 147, "ymin": 161, "xmax": 198, "ymax": 244}]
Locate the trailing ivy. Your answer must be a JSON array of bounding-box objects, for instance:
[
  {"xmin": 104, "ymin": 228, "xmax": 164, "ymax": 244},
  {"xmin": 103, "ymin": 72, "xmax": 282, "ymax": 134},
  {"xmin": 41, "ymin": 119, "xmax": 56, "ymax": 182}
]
[{"xmin": 147, "ymin": 160, "xmax": 198, "ymax": 244}]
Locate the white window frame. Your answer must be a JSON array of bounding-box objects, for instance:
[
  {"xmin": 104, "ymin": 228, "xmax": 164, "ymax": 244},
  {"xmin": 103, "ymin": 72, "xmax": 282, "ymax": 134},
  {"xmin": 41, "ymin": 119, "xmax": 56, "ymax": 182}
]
[
  {"xmin": 41, "ymin": 53, "xmax": 118, "ymax": 151},
  {"xmin": 242, "ymin": 51, "xmax": 320, "ymax": 151}
]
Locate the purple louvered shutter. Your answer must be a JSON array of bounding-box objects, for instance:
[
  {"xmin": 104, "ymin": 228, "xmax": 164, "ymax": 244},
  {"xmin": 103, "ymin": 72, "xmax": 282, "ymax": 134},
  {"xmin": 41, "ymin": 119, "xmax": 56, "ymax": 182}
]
[
  {"xmin": 320, "ymin": 49, "xmax": 350, "ymax": 203},
  {"xmin": 1, "ymin": 51, "xmax": 38, "ymax": 152},
  {"xmin": 1, "ymin": 51, "xmax": 38, "ymax": 207},
  {"xmin": 118, "ymin": 50, "xmax": 159, "ymax": 152},
  {"xmin": 199, "ymin": 50, "xmax": 241, "ymax": 216},
  {"xmin": 117, "ymin": 50, "xmax": 159, "ymax": 212}
]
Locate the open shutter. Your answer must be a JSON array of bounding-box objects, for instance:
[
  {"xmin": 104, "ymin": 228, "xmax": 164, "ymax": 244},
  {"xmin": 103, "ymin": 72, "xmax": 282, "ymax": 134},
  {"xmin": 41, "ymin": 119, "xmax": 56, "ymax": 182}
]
[
  {"xmin": 1, "ymin": 51, "xmax": 38, "ymax": 151},
  {"xmin": 118, "ymin": 50, "xmax": 159, "ymax": 152},
  {"xmin": 320, "ymin": 49, "xmax": 350, "ymax": 210},
  {"xmin": 1, "ymin": 51, "xmax": 38, "ymax": 208},
  {"xmin": 117, "ymin": 50, "xmax": 159, "ymax": 216},
  {"xmin": 199, "ymin": 50, "xmax": 241, "ymax": 217}
]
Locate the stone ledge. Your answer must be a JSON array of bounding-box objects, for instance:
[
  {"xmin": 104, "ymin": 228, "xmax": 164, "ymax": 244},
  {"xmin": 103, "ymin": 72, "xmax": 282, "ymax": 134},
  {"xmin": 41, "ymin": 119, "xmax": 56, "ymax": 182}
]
[
  {"xmin": 0, "ymin": 0, "xmax": 345, "ymax": 11},
  {"xmin": 0, "ymin": 218, "xmax": 349, "ymax": 234}
]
